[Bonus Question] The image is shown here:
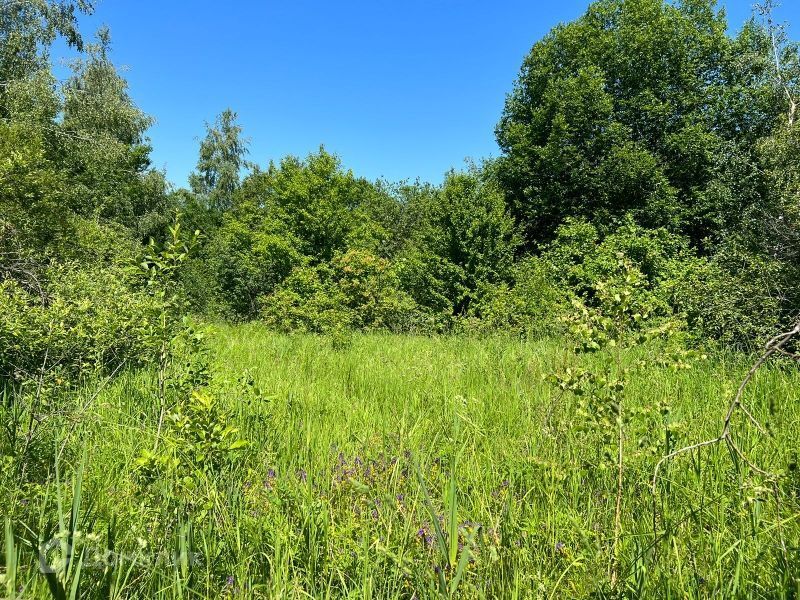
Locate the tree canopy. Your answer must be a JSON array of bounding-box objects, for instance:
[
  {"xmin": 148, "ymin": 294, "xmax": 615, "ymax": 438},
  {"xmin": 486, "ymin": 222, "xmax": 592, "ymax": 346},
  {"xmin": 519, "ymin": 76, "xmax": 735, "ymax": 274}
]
[{"xmin": 495, "ymin": 0, "xmax": 798, "ymax": 249}]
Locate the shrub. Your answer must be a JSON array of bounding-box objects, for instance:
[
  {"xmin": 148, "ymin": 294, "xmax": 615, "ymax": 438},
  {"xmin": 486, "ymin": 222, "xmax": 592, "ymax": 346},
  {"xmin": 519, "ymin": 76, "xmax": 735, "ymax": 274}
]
[
  {"xmin": 394, "ymin": 249, "xmax": 461, "ymax": 332},
  {"xmin": 666, "ymin": 247, "xmax": 784, "ymax": 349},
  {"xmin": 459, "ymin": 256, "xmax": 566, "ymax": 337},
  {"xmin": 260, "ymin": 264, "xmax": 351, "ymax": 333},
  {"xmin": 399, "ymin": 169, "xmax": 519, "ymax": 319},
  {"xmin": 261, "ymin": 250, "xmax": 425, "ymax": 333},
  {"xmin": 0, "ymin": 264, "xmax": 160, "ymax": 383},
  {"xmin": 206, "ymin": 218, "xmax": 303, "ymax": 320},
  {"xmin": 330, "ymin": 249, "xmax": 421, "ymax": 331},
  {"xmin": 542, "ymin": 217, "xmax": 787, "ymax": 348},
  {"xmin": 542, "ymin": 217, "xmax": 697, "ymax": 325}
]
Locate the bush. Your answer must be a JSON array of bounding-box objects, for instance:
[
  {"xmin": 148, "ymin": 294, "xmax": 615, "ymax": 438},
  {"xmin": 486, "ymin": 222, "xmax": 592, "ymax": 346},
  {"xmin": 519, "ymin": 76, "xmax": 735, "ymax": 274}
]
[
  {"xmin": 205, "ymin": 218, "xmax": 303, "ymax": 319},
  {"xmin": 394, "ymin": 249, "xmax": 462, "ymax": 332},
  {"xmin": 0, "ymin": 264, "xmax": 160, "ymax": 383},
  {"xmin": 260, "ymin": 250, "xmax": 425, "ymax": 333},
  {"xmin": 541, "ymin": 217, "xmax": 786, "ymax": 348},
  {"xmin": 330, "ymin": 249, "xmax": 422, "ymax": 331},
  {"xmin": 399, "ymin": 169, "xmax": 519, "ymax": 319},
  {"xmin": 260, "ymin": 264, "xmax": 351, "ymax": 333},
  {"xmin": 666, "ymin": 247, "xmax": 784, "ymax": 349},
  {"xmin": 545, "ymin": 217, "xmax": 689, "ymax": 293},
  {"xmin": 542, "ymin": 217, "xmax": 698, "ymax": 322},
  {"xmin": 459, "ymin": 256, "xmax": 566, "ymax": 337}
]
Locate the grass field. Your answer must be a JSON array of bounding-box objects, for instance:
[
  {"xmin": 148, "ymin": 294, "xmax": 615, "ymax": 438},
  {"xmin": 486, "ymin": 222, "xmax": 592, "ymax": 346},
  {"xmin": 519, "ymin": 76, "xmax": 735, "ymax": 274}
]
[{"xmin": 3, "ymin": 325, "xmax": 800, "ymax": 598}]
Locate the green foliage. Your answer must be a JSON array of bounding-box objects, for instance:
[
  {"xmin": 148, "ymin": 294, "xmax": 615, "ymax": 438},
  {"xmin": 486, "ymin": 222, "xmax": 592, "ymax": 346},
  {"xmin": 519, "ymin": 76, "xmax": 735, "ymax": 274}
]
[
  {"xmin": 189, "ymin": 109, "xmax": 251, "ymax": 213},
  {"xmin": 60, "ymin": 28, "xmax": 163, "ymax": 227},
  {"xmin": 261, "ymin": 249, "xmax": 421, "ymax": 333},
  {"xmin": 329, "ymin": 249, "xmax": 420, "ymax": 331},
  {"xmin": 260, "ymin": 263, "xmax": 351, "ymax": 333},
  {"xmin": 496, "ymin": 0, "xmax": 794, "ymax": 247},
  {"xmin": 0, "ymin": 1, "xmax": 94, "ymax": 88},
  {"xmin": 543, "ymin": 218, "xmax": 693, "ymax": 320},
  {"xmin": 397, "ymin": 167, "xmax": 519, "ymax": 321},
  {"xmin": 667, "ymin": 245, "xmax": 784, "ymax": 348},
  {"xmin": 457, "ymin": 256, "xmax": 565, "ymax": 337},
  {"xmin": 0, "ymin": 120, "xmax": 70, "ymax": 255},
  {"xmin": 238, "ymin": 148, "xmax": 394, "ymax": 262},
  {"xmin": 205, "ymin": 217, "xmax": 303, "ymax": 319},
  {"xmin": 393, "ymin": 249, "xmax": 462, "ymax": 330},
  {"xmin": 0, "ymin": 264, "xmax": 160, "ymax": 383},
  {"xmin": 539, "ymin": 217, "xmax": 790, "ymax": 348},
  {"xmin": 0, "ymin": 3, "xmax": 168, "ymax": 272},
  {"xmin": 136, "ymin": 390, "xmax": 248, "ymax": 485}
]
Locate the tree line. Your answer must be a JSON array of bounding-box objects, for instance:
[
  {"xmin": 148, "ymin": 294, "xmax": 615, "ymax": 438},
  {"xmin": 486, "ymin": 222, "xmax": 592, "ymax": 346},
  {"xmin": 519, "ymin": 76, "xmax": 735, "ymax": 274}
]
[{"xmin": 2, "ymin": 0, "xmax": 800, "ymax": 381}]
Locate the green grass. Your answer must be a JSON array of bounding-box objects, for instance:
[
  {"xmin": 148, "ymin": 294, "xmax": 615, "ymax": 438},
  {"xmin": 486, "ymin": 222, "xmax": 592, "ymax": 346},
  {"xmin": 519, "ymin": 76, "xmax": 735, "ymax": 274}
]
[{"xmin": 3, "ymin": 325, "xmax": 800, "ymax": 598}]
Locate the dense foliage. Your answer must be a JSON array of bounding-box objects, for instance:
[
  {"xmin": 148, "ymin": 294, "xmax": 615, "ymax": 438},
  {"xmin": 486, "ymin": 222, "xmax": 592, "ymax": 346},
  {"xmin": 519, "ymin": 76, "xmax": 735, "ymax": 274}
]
[
  {"xmin": 496, "ymin": 0, "xmax": 797, "ymax": 247},
  {"xmin": 2, "ymin": 0, "xmax": 800, "ymax": 597},
  {"xmin": 3, "ymin": 0, "xmax": 799, "ymax": 350}
]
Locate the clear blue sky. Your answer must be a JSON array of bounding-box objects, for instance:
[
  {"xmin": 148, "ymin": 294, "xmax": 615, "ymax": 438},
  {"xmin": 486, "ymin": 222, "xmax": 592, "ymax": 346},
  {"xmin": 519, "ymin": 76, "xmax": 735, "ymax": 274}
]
[{"xmin": 57, "ymin": 0, "xmax": 798, "ymax": 188}]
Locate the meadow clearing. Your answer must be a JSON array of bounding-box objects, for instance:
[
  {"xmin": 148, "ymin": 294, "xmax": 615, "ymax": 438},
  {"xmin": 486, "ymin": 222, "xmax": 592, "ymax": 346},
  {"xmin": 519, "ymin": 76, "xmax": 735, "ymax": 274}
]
[{"xmin": 3, "ymin": 325, "xmax": 799, "ymax": 598}]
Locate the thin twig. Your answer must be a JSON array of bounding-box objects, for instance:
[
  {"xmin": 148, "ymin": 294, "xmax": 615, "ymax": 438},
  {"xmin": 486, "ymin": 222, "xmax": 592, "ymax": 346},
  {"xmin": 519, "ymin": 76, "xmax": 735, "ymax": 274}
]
[{"xmin": 651, "ymin": 318, "xmax": 800, "ymax": 548}]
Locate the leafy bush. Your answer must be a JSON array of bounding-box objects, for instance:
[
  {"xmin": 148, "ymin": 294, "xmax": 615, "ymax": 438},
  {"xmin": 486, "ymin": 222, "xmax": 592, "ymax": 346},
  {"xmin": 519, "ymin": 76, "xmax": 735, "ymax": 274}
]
[
  {"xmin": 666, "ymin": 246, "xmax": 784, "ymax": 349},
  {"xmin": 394, "ymin": 249, "xmax": 463, "ymax": 332},
  {"xmin": 0, "ymin": 264, "xmax": 160, "ymax": 383},
  {"xmin": 400, "ymin": 169, "xmax": 519, "ymax": 318},
  {"xmin": 136, "ymin": 390, "xmax": 248, "ymax": 484},
  {"xmin": 206, "ymin": 217, "xmax": 303, "ymax": 319},
  {"xmin": 329, "ymin": 249, "xmax": 421, "ymax": 331},
  {"xmin": 541, "ymin": 217, "xmax": 786, "ymax": 348},
  {"xmin": 260, "ymin": 250, "xmax": 425, "ymax": 334},
  {"xmin": 260, "ymin": 264, "xmax": 351, "ymax": 333},
  {"xmin": 458, "ymin": 256, "xmax": 566, "ymax": 337},
  {"xmin": 542, "ymin": 217, "xmax": 696, "ymax": 323}
]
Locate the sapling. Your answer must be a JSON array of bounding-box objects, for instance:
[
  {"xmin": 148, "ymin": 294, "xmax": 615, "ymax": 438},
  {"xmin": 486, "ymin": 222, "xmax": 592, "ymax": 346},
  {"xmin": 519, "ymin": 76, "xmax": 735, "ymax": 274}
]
[
  {"xmin": 549, "ymin": 256, "xmax": 687, "ymax": 590},
  {"xmin": 135, "ymin": 213, "xmax": 200, "ymax": 450}
]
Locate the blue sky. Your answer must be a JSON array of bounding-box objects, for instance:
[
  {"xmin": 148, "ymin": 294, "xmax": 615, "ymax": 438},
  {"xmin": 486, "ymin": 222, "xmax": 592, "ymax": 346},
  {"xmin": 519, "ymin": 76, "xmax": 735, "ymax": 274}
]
[{"xmin": 56, "ymin": 1, "xmax": 798, "ymax": 188}]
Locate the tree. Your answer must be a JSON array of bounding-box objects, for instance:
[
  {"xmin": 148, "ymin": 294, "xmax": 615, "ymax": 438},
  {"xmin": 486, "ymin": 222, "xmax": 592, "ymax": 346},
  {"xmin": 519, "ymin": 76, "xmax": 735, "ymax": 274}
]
[
  {"xmin": 398, "ymin": 165, "xmax": 519, "ymax": 317},
  {"xmin": 0, "ymin": 0, "xmax": 94, "ymax": 90},
  {"xmin": 206, "ymin": 216, "xmax": 302, "ymax": 319},
  {"xmin": 755, "ymin": 0, "xmax": 799, "ymax": 126},
  {"xmin": 0, "ymin": 119, "xmax": 68, "ymax": 260},
  {"xmin": 495, "ymin": 0, "xmax": 794, "ymax": 249},
  {"xmin": 237, "ymin": 147, "xmax": 394, "ymax": 262},
  {"xmin": 60, "ymin": 27, "xmax": 167, "ymax": 228},
  {"xmin": 189, "ymin": 109, "xmax": 251, "ymax": 212}
]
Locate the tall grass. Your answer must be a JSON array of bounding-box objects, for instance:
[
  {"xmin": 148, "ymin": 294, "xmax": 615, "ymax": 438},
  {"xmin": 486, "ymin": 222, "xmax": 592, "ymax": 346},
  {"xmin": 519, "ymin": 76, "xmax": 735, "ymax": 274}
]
[{"xmin": 2, "ymin": 325, "xmax": 799, "ymax": 597}]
